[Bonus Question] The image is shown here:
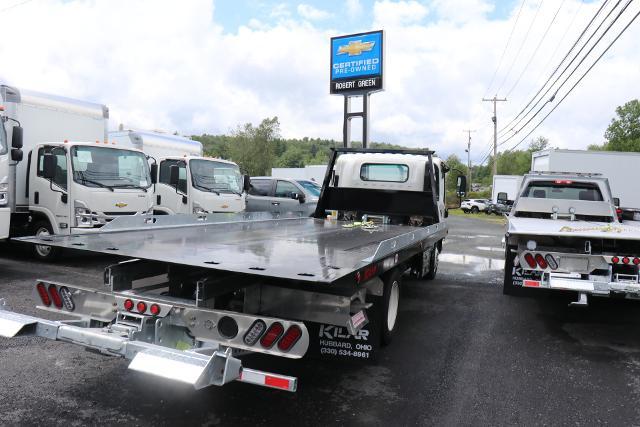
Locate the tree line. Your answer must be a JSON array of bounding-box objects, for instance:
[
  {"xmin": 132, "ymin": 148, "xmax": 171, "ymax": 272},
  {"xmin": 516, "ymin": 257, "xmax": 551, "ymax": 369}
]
[{"xmin": 191, "ymin": 99, "xmax": 640, "ymax": 195}]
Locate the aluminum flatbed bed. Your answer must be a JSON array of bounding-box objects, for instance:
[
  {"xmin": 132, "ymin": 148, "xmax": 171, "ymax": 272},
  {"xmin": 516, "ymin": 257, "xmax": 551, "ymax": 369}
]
[{"xmin": 18, "ymin": 212, "xmax": 447, "ymax": 286}]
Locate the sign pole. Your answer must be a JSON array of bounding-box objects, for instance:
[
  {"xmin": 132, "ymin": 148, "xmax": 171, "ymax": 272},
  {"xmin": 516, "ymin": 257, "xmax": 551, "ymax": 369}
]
[{"xmin": 342, "ymin": 93, "xmax": 371, "ymax": 149}]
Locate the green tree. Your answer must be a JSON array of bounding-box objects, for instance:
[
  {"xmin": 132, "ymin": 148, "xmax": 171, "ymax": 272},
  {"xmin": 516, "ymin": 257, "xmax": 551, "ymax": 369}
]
[
  {"xmin": 229, "ymin": 117, "xmax": 280, "ymax": 175},
  {"xmin": 603, "ymin": 99, "xmax": 640, "ymax": 151}
]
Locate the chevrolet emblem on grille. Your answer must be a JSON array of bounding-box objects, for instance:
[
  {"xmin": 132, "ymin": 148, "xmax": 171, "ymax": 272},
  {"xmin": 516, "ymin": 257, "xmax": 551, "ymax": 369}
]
[{"xmin": 115, "ymin": 202, "xmax": 128, "ymax": 208}]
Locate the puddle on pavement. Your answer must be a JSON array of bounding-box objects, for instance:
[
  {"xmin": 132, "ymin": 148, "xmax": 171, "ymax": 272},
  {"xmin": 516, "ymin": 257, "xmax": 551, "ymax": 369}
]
[{"xmin": 439, "ymin": 253, "xmax": 503, "ymax": 272}]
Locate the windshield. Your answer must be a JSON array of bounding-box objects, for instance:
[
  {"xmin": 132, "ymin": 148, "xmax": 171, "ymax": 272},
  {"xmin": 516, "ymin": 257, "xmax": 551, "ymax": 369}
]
[
  {"xmin": 522, "ymin": 180, "xmax": 603, "ymax": 201},
  {"xmin": 190, "ymin": 159, "xmax": 242, "ymax": 194},
  {"xmin": 296, "ymin": 180, "xmax": 321, "ymax": 197},
  {"xmin": 71, "ymin": 146, "xmax": 150, "ymax": 189}
]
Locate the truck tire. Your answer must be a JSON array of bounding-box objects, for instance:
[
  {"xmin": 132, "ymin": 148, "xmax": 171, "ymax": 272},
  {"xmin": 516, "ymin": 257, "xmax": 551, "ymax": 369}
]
[
  {"xmin": 380, "ymin": 269, "xmax": 402, "ymax": 346},
  {"xmin": 425, "ymin": 245, "xmax": 439, "ymax": 280},
  {"xmin": 31, "ymin": 220, "xmax": 60, "ymax": 261},
  {"xmin": 471, "ymin": 206, "xmax": 479, "ymax": 214},
  {"xmin": 503, "ymin": 245, "xmax": 519, "ymax": 295}
]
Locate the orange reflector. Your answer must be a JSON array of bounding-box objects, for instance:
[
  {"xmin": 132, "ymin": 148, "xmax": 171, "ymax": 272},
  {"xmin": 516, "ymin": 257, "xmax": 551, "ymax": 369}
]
[
  {"xmin": 524, "ymin": 280, "xmax": 540, "ymax": 287},
  {"xmin": 265, "ymin": 376, "xmax": 290, "ymax": 389}
]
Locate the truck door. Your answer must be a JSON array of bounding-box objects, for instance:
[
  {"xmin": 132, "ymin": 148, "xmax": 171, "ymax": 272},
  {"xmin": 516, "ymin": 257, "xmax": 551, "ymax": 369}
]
[
  {"xmin": 271, "ymin": 180, "xmax": 303, "ymax": 214},
  {"xmin": 157, "ymin": 159, "xmax": 189, "ymax": 214},
  {"xmin": 246, "ymin": 178, "xmax": 273, "ymax": 212},
  {"xmin": 30, "ymin": 146, "xmax": 71, "ymax": 233}
]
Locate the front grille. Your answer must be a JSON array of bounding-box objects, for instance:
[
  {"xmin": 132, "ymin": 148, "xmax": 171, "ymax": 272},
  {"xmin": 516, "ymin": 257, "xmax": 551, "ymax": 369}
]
[{"xmin": 103, "ymin": 211, "xmax": 137, "ymax": 216}]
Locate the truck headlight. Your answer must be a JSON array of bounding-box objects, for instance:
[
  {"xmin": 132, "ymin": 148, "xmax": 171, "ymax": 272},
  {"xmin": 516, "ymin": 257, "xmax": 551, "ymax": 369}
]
[
  {"xmin": 74, "ymin": 200, "xmax": 95, "ymax": 228},
  {"xmin": 0, "ymin": 183, "xmax": 8, "ymax": 207},
  {"xmin": 193, "ymin": 205, "xmax": 208, "ymax": 215}
]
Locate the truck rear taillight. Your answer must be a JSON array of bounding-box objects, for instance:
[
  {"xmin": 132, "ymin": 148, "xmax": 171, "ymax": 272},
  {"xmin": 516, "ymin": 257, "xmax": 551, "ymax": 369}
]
[
  {"xmin": 149, "ymin": 304, "xmax": 161, "ymax": 316},
  {"xmin": 622, "ymin": 257, "xmax": 630, "ymax": 265},
  {"xmin": 244, "ymin": 319, "xmax": 267, "ymax": 346},
  {"xmin": 260, "ymin": 322, "xmax": 284, "ymax": 349},
  {"xmin": 136, "ymin": 301, "xmax": 147, "ymax": 314},
  {"xmin": 123, "ymin": 299, "xmax": 134, "ymax": 311},
  {"xmin": 277, "ymin": 325, "xmax": 302, "ymax": 352},
  {"xmin": 48, "ymin": 285, "xmax": 63, "ymax": 309},
  {"xmin": 36, "ymin": 283, "xmax": 51, "ymax": 307},
  {"xmin": 535, "ymin": 254, "xmax": 548, "ymax": 269},
  {"xmin": 612, "ymin": 256, "xmax": 620, "ymax": 264},
  {"xmin": 524, "ymin": 253, "xmax": 537, "ymax": 268},
  {"xmin": 634, "ymin": 258, "xmax": 640, "ymax": 266},
  {"xmin": 544, "ymin": 254, "xmax": 558, "ymax": 270}
]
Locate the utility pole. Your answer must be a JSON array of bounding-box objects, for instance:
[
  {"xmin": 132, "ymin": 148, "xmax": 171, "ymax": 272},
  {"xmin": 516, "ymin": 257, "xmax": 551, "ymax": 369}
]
[
  {"xmin": 482, "ymin": 96, "xmax": 507, "ymax": 177},
  {"xmin": 463, "ymin": 129, "xmax": 475, "ymax": 191}
]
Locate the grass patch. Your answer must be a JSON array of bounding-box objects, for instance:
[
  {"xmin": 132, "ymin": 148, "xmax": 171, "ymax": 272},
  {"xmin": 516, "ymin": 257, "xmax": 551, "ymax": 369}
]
[{"xmin": 448, "ymin": 208, "xmax": 506, "ymax": 224}]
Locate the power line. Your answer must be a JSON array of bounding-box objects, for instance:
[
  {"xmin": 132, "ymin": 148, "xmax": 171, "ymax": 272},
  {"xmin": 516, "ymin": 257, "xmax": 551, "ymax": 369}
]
[
  {"xmin": 499, "ymin": 0, "xmax": 634, "ymax": 148},
  {"xmin": 484, "ymin": 0, "xmax": 528, "ymax": 97},
  {"xmin": 505, "ymin": 0, "xmax": 567, "ymax": 98},
  {"xmin": 497, "ymin": 0, "xmax": 611, "ymax": 136},
  {"xmin": 503, "ymin": 5, "xmax": 640, "ymax": 153},
  {"xmin": 495, "ymin": 0, "xmax": 545, "ymax": 95}
]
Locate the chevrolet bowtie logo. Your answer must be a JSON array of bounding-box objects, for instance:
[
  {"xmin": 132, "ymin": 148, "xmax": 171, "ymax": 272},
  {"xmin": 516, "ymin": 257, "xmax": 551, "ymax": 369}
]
[
  {"xmin": 115, "ymin": 202, "xmax": 128, "ymax": 208},
  {"xmin": 337, "ymin": 40, "xmax": 375, "ymax": 56}
]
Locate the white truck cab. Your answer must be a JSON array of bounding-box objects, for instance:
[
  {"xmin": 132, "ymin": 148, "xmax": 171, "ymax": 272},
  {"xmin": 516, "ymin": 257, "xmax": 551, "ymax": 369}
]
[
  {"xmin": 110, "ymin": 130, "xmax": 248, "ymax": 214},
  {"xmin": 0, "ymin": 85, "xmax": 153, "ymax": 258},
  {"xmin": 332, "ymin": 152, "xmax": 447, "ymax": 221}
]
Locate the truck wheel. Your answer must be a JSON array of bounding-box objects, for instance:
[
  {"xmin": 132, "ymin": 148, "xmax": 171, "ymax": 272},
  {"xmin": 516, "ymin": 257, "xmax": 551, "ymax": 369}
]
[
  {"xmin": 462, "ymin": 209, "xmax": 469, "ymax": 214},
  {"xmin": 32, "ymin": 221, "xmax": 60, "ymax": 261},
  {"xmin": 380, "ymin": 269, "xmax": 402, "ymax": 346},
  {"xmin": 485, "ymin": 210, "xmax": 491, "ymax": 215},
  {"xmin": 471, "ymin": 206, "xmax": 479, "ymax": 214},
  {"xmin": 503, "ymin": 245, "xmax": 519, "ymax": 295},
  {"xmin": 425, "ymin": 245, "xmax": 439, "ymax": 280}
]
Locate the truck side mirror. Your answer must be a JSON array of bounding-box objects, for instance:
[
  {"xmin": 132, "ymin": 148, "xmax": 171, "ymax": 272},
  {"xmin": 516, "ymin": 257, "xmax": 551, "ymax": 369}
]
[
  {"xmin": 42, "ymin": 153, "xmax": 57, "ymax": 179},
  {"xmin": 456, "ymin": 175, "xmax": 467, "ymax": 196},
  {"xmin": 613, "ymin": 197, "xmax": 620, "ymax": 207},
  {"xmin": 243, "ymin": 175, "xmax": 251, "ymax": 193},
  {"xmin": 11, "ymin": 148, "xmax": 23, "ymax": 162},
  {"xmin": 169, "ymin": 165, "xmax": 179, "ymax": 187},
  {"xmin": 296, "ymin": 193, "xmax": 306, "ymax": 204},
  {"xmin": 11, "ymin": 125, "xmax": 23, "ymax": 149},
  {"xmin": 497, "ymin": 192, "xmax": 508, "ymax": 204},
  {"xmin": 150, "ymin": 163, "xmax": 158, "ymax": 184}
]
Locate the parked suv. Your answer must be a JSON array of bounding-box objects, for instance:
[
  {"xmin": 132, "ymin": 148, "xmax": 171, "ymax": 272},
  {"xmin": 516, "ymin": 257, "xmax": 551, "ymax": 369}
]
[
  {"xmin": 461, "ymin": 199, "xmax": 489, "ymax": 214},
  {"xmin": 246, "ymin": 177, "xmax": 320, "ymax": 216}
]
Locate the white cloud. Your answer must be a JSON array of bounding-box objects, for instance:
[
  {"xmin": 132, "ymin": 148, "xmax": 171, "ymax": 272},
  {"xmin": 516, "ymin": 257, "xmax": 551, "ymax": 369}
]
[
  {"xmin": 373, "ymin": 1, "xmax": 429, "ymax": 26},
  {"xmin": 297, "ymin": 3, "xmax": 331, "ymax": 21},
  {"xmin": 431, "ymin": 0, "xmax": 493, "ymax": 24},
  {"xmin": 0, "ymin": 0, "xmax": 638, "ymax": 162},
  {"xmin": 346, "ymin": 0, "xmax": 363, "ymax": 20},
  {"xmin": 270, "ymin": 3, "xmax": 290, "ymax": 19}
]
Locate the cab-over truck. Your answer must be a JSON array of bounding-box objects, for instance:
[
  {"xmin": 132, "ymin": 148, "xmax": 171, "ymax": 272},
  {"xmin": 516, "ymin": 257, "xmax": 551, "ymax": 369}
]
[{"xmin": 0, "ymin": 147, "xmax": 461, "ymax": 392}]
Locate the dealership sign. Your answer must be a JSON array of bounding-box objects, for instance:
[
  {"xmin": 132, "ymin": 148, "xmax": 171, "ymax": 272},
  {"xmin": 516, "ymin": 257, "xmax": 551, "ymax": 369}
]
[{"xmin": 330, "ymin": 30, "xmax": 384, "ymax": 95}]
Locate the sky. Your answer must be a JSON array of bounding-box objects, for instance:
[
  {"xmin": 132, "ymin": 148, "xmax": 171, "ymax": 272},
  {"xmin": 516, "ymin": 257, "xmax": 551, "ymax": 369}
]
[{"xmin": 0, "ymin": 0, "xmax": 638, "ymax": 163}]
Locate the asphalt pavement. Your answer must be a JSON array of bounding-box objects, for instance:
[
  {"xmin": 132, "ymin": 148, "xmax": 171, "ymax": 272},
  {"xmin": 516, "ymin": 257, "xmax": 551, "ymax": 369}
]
[{"xmin": 2, "ymin": 215, "xmax": 640, "ymax": 426}]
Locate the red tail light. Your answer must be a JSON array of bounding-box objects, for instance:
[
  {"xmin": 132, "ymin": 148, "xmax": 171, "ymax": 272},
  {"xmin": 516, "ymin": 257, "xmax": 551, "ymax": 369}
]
[
  {"xmin": 136, "ymin": 301, "xmax": 147, "ymax": 313},
  {"xmin": 524, "ymin": 253, "xmax": 537, "ymax": 268},
  {"xmin": 260, "ymin": 322, "xmax": 284, "ymax": 349},
  {"xmin": 277, "ymin": 325, "xmax": 303, "ymax": 352},
  {"xmin": 123, "ymin": 299, "xmax": 134, "ymax": 311},
  {"xmin": 48, "ymin": 285, "xmax": 63, "ymax": 309},
  {"xmin": 535, "ymin": 254, "xmax": 548, "ymax": 269},
  {"xmin": 149, "ymin": 304, "xmax": 160, "ymax": 316},
  {"xmin": 623, "ymin": 257, "xmax": 630, "ymax": 265},
  {"xmin": 612, "ymin": 256, "xmax": 620, "ymax": 264},
  {"xmin": 36, "ymin": 283, "xmax": 51, "ymax": 307},
  {"xmin": 634, "ymin": 258, "xmax": 640, "ymax": 265}
]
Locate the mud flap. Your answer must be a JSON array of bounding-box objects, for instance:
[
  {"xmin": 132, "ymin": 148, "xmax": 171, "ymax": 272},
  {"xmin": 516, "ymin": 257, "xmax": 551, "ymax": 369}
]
[{"xmin": 306, "ymin": 304, "xmax": 381, "ymax": 362}]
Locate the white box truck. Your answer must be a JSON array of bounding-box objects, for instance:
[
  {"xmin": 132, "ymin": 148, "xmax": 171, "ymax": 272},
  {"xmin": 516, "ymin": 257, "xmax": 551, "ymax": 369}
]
[
  {"xmin": 110, "ymin": 130, "xmax": 248, "ymax": 214},
  {"xmin": 492, "ymin": 175, "xmax": 523, "ymax": 203},
  {"xmin": 0, "ymin": 85, "xmax": 154, "ymax": 258},
  {"xmin": 531, "ymin": 149, "xmax": 640, "ymax": 209}
]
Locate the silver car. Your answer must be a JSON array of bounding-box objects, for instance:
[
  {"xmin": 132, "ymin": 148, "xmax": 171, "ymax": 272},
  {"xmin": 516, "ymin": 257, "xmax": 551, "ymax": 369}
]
[{"xmin": 246, "ymin": 177, "xmax": 320, "ymax": 216}]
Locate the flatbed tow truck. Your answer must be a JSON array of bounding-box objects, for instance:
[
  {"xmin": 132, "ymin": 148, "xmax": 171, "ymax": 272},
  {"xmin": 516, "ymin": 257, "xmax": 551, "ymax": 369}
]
[{"xmin": 0, "ymin": 148, "xmax": 459, "ymax": 392}]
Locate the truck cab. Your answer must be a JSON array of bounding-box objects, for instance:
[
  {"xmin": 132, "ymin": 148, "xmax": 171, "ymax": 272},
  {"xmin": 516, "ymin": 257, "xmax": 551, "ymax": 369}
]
[
  {"xmin": 110, "ymin": 130, "xmax": 248, "ymax": 215},
  {"xmin": 153, "ymin": 155, "xmax": 246, "ymax": 214}
]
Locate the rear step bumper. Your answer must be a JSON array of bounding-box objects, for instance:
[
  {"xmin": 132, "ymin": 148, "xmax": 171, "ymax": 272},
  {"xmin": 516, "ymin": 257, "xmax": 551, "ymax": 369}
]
[
  {"xmin": 523, "ymin": 277, "xmax": 640, "ymax": 295},
  {"xmin": 0, "ymin": 302, "xmax": 297, "ymax": 392}
]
